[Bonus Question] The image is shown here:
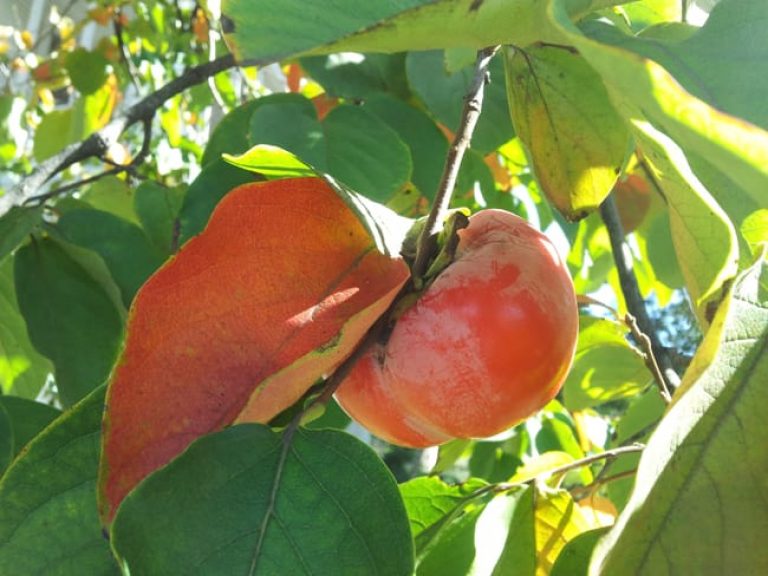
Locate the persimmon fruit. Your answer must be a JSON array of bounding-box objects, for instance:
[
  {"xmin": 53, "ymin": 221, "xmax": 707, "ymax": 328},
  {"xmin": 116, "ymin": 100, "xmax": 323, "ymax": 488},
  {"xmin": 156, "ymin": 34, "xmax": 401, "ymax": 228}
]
[
  {"xmin": 335, "ymin": 209, "xmax": 579, "ymax": 448},
  {"xmin": 613, "ymin": 173, "xmax": 651, "ymax": 233}
]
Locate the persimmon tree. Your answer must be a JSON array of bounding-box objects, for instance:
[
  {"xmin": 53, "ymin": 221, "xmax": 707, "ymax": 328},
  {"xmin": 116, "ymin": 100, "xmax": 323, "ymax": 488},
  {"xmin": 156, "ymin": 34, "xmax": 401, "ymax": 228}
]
[{"xmin": 0, "ymin": 0, "xmax": 766, "ymax": 574}]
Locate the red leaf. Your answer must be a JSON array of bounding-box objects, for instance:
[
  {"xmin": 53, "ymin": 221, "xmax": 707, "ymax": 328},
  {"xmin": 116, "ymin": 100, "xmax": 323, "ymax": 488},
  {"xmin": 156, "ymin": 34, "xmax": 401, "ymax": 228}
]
[{"xmin": 98, "ymin": 177, "xmax": 409, "ymax": 524}]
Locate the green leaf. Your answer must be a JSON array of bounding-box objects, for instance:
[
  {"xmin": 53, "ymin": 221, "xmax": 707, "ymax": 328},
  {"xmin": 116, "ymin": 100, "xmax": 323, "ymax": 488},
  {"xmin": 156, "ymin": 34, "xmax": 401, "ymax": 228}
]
[
  {"xmin": 504, "ymin": 45, "xmax": 629, "ymax": 219},
  {"xmin": 32, "ymin": 109, "xmax": 76, "ymax": 162},
  {"xmin": 0, "ymin": 386, "xmax": 118, "ymax": 575},
  {"xmin": 431, "ymin": 438, "xmax": 473, "ymax": 475},
  {"xmin": 64, "ymin": 48, "xmax": 109, "ymax": 95},
  {"xmin": 588, "ymin": 1, "xmax": 768, "ymax": 132},
  {"xmin": 133, "ymin": 181, "xmax": 186, "ymax": 257},
  {"xmin": 473, "ymin": 486, "xmax": 536, "ymax": 576},
  {"xmin": 417, "ymin": 504, "xmax": 484, "ymax": 576},
  {"xmin": 111, "ymin": 425, "xmax": 414, "ymax": 575},
  {"xmin": 550, "ymin": 527, "xmax": 609, "ymax": 576},
  {"xmin": 633, "ymin": 121, "xmax": 738, "ymax": 320},
  {"xmin": 213, "ymin": 96, "xmax": 412, "ymax": 203},
  {"xmin": 563, "ymin": 316, "xmax": 650, "ymax": 410},
  {"xmin": 591, "ymin": 254, "xmax": 768, "ymax": 574},
  {"xmin": 0, "ymin": 259, "xmax": 52, "ymax": 399},
  {"xmin": 535, "ymin": 416, "xmax": 592, "ymax": 486},
  {"xmin": 249, "ymin": 94, "xmax": 328, "ymax": 169},
  {"xmin": 741, "ymin": 209, "xmax": 768, "ymax": 255},
  {"xmin": 0, "ymin": 396, "xmax": 60, "ymax": 466},
  {"xmin": 58, "ymin": 209, "xmax": 163, "ymax": 306},
  {"xmin": 400, "ymin": 476, "xmax": 488, "ymax": 550},
  {"xmin": 456, "ymin": 149, "xmax": 497, "ymax": 205},
  {"xmin": 14, "ymin": 238, "xmax": 124, "ymax": 406},
  {"xmin": 548, "ymin": 0, "xmax": 768, "ymax": 211},
  {"xmin": 224, "ymin": 144, "xmax": 317, "ymax": 178},
  {"xmin": 31, "ymin": 86, "xmax": 113, "ymax": 162},
  {"xmin": 619, "ymin": 0, "xmax": 682, "ymax": 31},
  {"xmin": 468, "ymin": 440, "xmax": 522, "ymax": 483},
  {"xmin": 536, "ymin": 415, "xmax": 584, "ymax": 461},
  {"xmin": 0, "ymin": 206, "xmax": 43, "ymax": 263},
  {"xmin": 221, "ymin": 0, "xmax": 610, "ymax": 62},
  {"xmin": 323, "ymin": 104, "xmax": 412, "ymax": 202},
  {"xmin": 0, "ymin": 406, "xmax": 10, "ymax": 473},
  {"xmin": 604, "ymin": 451, "xmax": 641, "ymax": 513},
  {"xmin": 300, "ymin": 53, "xmax": 409, "ymax": 99},
  {"xmin": 364, "ymin": 93, "xmax": 448, "ymax": 200},
  {"xmin": 472, "ymin": 485, "xmax": 595, "ymax": 575},
  {"xmin": 686, "ymin": 152, "xmax": 761, "ymax": 268},
  {"xmin": 510, "ymin": 451, "xmax": 574, "ymax": 484},
  {"xmin": 401, "ymin": 475, "xmax": 489, "ymax": 576},
  {"xmin": 644, "ymin": 211, "xmax": 685, "ymax": 289},
  {"xmin": 79, "ymin": 175, "xmax": 139, "ymax": 225},
  {"xmin": 406, "ymin": 50, "xmax": 514, "ymax": 154},
  {"xmin": 531, "ymin": 488, "xmax": 595, "ymax": 574},
  {"xmin": 613, "ymin": 387, "xmax": 666, "ymax": 446},
  {"xmin": 201, "ymin": 100, "xmax": 260, "ymax": 166},
  {"xmin": 177, "ymin": 157, "xmax": 257, "ymax": 244}
]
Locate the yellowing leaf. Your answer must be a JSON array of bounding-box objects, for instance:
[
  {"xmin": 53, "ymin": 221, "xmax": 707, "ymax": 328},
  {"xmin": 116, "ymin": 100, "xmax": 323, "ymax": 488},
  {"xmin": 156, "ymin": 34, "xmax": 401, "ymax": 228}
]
[
  {"xmin": 505, "ymin": 45, "xmax": 629, "ymax": 219},
  {"xmin": 577, "ymin": 494, "xmax": 617, "ymax": 529},
  {"xmin": 535, "ymin": 488, "xmax": 594, "ymax": 575},
  {"xmin": 98, "ymin": 177, "xmax": 410, "ymax": 524},
  {"xmin": 510, "ymin": 451, "xmax": 574, "ymax": 484}
]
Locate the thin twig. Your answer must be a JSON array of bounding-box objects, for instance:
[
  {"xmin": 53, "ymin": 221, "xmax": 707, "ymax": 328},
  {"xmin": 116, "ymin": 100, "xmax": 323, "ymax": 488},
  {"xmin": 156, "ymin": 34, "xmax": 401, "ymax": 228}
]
[
  {"xmin": 411, "ymin": 46, "xmax": 500, "ymax": 280},
  {"xmin": 626, "ymin": 313, "xmax": 672, "ymax": 403},
  {"xmin": 4, "ymin": 54, "xmax": 242, "ymax": 214},
  {"xmin": 535, "ymin": 443, "xmax": 645, "ymax": 482},
  {"xmin": 467, "ymin": 443, "xmax": 645, "ymax": 499},
  {"xmin": 113, "ymin": 8, "xmax": 141, "ymax": 93},
  {"xmin": 599, "ymin": 195, "xmax": 680, "ymax": 397},
  {"xmin": 570, "ymin": 468, "xmax": 638, "ymax": 501},
  {"xmin": 25, "ymin": 117, "xmax": 154, "ymax": 205},
  {"xmin": 26, "ymin": 167, "xmax": 125, "ymax": 204}
]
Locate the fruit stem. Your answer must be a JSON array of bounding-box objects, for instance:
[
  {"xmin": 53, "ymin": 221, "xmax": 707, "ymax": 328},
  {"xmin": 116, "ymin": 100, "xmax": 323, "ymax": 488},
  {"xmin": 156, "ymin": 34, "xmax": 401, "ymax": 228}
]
[{"xmin": 411, "ymin": 45, "xmax": 500, "ymax": 282}]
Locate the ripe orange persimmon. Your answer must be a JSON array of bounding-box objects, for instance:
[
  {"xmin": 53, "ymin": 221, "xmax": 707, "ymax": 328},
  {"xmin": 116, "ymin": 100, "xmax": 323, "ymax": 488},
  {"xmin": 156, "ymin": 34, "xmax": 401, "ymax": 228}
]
[
  {"xmin": 614, "ymin": 173, "xmax": 651, "ymax": 234},
  {"xmin": 336, "ymin": 209, "xmax": 579, "ymax": 448}
]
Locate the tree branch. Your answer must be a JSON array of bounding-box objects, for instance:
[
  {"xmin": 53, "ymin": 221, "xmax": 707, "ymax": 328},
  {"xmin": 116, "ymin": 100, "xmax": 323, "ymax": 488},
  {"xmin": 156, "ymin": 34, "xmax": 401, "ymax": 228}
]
[
  {"xmin": 569, "ymin": 467, "xmax": 638, "ymax": 501},
  {"xmin": 3, "ymin": 54, "xmax": 240, "ymax": 215},
  {"xmin": 625, "ymin": 312, "xmax": 672, "ymax": 403},
  {"xmin": 26, "ymin": 117, "xmax": 154, "ymax": 206},
  {"xmin": 599, "ymin": 195, "xmax": 680, "ymax": 398},
  {"xmin": 542, "ymin": 443, "xmax": 645, "ymax": 482},
  {"xmin": 411, "ymin": 46, "xmax": 499, "ymax": 281}
]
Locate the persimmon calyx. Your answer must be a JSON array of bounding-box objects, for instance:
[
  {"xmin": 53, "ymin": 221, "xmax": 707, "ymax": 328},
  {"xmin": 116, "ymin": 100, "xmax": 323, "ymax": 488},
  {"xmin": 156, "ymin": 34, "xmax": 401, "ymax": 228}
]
[{"xmin": 402, "ymin": 209, "xmax": 471, "ymax": 290}]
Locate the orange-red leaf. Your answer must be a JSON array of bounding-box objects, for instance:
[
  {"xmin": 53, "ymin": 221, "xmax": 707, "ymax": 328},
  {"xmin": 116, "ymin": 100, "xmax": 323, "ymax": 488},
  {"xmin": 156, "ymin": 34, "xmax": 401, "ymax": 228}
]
[{"xmin": 98, "ymin": 177, "xmax": 409, "ymax": 524}]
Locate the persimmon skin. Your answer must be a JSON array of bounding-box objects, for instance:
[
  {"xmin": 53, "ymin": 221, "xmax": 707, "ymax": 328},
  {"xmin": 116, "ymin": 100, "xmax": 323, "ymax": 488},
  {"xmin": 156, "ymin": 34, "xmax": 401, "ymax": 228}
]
[
  {"xmin": 336, "ymin": 209, "xmax": 578, "ymax": 448},
  {"xmin": 614, "ymin": 174, "xmax": 651, "ymax": 234}
]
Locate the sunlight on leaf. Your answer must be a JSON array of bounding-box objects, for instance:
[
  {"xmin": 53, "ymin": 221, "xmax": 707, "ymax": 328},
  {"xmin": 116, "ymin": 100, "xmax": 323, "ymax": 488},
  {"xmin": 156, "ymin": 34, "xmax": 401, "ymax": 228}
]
[{"xmin": 224, "ymin": 144, "xmax": 316, "ymax": 177}]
